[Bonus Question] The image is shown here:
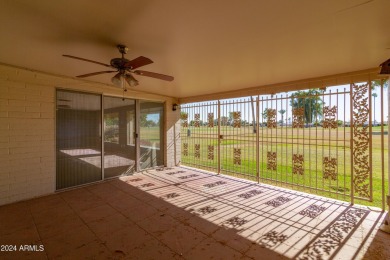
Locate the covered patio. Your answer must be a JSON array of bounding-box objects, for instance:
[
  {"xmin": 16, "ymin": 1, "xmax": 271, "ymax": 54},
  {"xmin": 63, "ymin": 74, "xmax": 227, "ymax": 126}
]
[
  {"xmin": 1, "ymin": 1, "xmax": 390, "ymax": 259},
  {"xmin": 1, "ymin": 167, "xmax": 388, "ymax": 259}
]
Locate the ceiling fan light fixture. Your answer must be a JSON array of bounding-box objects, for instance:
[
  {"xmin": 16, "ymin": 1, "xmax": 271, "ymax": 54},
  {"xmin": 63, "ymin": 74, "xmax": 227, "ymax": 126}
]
[
  {"xmin": 63, "ymin": 45, "xmax": 174, "ymax": 86},
  {"xmin": 111, "ymin": 72, "xmax": 123, "ymax": 88},
  {"xmin": 125, "ymin": 74, "xmax": 139, "ymax": 87}
]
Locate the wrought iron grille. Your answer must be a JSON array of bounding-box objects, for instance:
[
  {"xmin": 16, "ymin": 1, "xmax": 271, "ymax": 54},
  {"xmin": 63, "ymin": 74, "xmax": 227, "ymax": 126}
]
[
  {"xmin": 180, "ymin": 82, "xmax": 387, "ymax": 207},
  {"xmin": 181, "ymin": 101, "xmax": 219, "ymax": 172}
]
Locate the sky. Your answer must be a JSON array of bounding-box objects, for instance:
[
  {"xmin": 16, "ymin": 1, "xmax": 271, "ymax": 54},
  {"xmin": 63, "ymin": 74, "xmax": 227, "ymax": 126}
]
[{"xmin": 146, "ymin": 113, "xmax": 160, "ymax": 123}]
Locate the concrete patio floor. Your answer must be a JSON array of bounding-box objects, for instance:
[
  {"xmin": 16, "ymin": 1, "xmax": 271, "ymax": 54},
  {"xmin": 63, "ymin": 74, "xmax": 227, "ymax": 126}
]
[{"xmin": 0, "ymin": 166, "xmax": 389, "ymax": 259}]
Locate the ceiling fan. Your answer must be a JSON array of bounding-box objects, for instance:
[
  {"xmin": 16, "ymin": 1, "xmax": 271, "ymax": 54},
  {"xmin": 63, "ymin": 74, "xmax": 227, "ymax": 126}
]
[{"xmin": 63, "ymin": 45, "xmax": 174, "ymax": 90}]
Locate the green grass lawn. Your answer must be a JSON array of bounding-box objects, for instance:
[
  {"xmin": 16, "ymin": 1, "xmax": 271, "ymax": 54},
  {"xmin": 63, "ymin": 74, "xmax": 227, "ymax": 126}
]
[
  {"xmin": 181, "ymin": 125, "xmax": 388, "ymax": 208},
  {"xmin": 140, "ymin": 126, "xmax": 161, "ymax": 148}
]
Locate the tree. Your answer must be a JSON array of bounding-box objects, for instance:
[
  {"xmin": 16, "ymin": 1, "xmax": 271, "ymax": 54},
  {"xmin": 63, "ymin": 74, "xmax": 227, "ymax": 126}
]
[
  {"xmin": 220, "ymin": 116, "xmax": 229, "ymax": 126},
  {"xmin": 372, "ymin": 79, "xmax": 389, "ymax": 89},
  {"xmin": 260, "ymin": 108, "xmax": 274, "ymax": 127},
  {"xmin": 250, "ymin": 96, "xmax": 256, "ymax": 133},
  {"xmin": 146, "ymin": 120, "xmax": 157, "ymax": 127},
  {"xmin": 228, "ymin": 112, "xmax": 234, "ymax": 126},
  {"xmin": 140, "ymin": 114, "xmax": 148, "ymax": 127},
  {"xmin": 104, "ymin": 114, "xmax": 119, "ymax": 126},
  {"xmin": 372, "ymin": 92, "xmax": 377, "ymax": 124},
  {"xmin": 369, "ymin": 80, "xmax": 387, "ymax": 125},
  {"xmin": 278, "ymin": 109, "xmax": 286, "ymax": 125},
  {"xmin": 262, "ymin": 108, "xmax": 271, "ymax": 120},
  {"xmin": 290, "ymin": 89, "xmax": 323, "ymax": 125}
]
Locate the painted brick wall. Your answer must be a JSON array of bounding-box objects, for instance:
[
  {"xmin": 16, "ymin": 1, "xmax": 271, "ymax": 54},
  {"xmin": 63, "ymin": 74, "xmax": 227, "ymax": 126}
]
[{"xmin": 0, "ymin": 63, "xmax": 180, "ymax": 206}]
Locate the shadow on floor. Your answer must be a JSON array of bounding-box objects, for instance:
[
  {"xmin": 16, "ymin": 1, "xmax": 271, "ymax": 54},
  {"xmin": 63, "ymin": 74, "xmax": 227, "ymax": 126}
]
[{"xmin": 0, "ymin": 166, "xmax": 388, "ymax": 259}]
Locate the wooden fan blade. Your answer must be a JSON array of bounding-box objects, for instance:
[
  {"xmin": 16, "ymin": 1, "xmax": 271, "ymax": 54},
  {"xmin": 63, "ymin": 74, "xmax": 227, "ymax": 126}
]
[
  {"xmin": 76, "ymin": 71, "xmax": 116, "ymax": 78},
  {"xmin": 134, "ymin": 70, "xmax": 174, "ymax": 81},
  {"xmin": 63, "ymin": 55, "xmax": 112, "ymax": 68},
  {"xmin": 124, "ymin": 56, "xmax": 153, "ymax": 69}
]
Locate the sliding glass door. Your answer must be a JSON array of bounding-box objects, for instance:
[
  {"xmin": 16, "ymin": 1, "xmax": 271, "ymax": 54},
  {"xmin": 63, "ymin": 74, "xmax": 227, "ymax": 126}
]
[
  {"xmin": 103, "ymin": 97, "xmax": 136, "ymax": 178},
  {"xmin": 56, "ymin": 90, "xmax": 165, "ymax": 190},
  {"xmin": 56, "ymin": 90, "xmax": 102, "ymax": 189}
]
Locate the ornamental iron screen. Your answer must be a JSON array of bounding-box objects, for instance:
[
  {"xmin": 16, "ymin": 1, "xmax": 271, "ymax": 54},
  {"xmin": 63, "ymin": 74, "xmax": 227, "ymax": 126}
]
[{"xmin": 180, "ymin": 82, "xmax": 387, "ymax": 208}]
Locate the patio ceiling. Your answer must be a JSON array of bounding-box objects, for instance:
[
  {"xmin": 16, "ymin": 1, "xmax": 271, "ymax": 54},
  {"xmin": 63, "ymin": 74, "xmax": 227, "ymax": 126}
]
[{"xmin": 0, "ymin": 0, "xmax": 389, "ymax": 99}]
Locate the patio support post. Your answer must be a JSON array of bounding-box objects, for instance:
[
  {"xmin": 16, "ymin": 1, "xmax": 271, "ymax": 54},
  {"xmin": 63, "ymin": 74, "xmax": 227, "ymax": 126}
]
[
  {"xmin": 380, "ymin": 76, "xmax": 390, "ymax": 233},
  {"xmin": 387, "ymin": 76, "xmax": 390, "ymax": 225},
  {"xmin": 218, "ymin": 100, "xmax": 221, "ymax": 174},
  {"xmin": 135, "ymin": 99, "xmax": 140, "ymax": 172},
  {"xmin": 387, "ymin": 77, "xmax": 390, "ymax": 224},
  {"xmin": 256, "ymin": 96, "xmax": 260, "ymax": 183}
]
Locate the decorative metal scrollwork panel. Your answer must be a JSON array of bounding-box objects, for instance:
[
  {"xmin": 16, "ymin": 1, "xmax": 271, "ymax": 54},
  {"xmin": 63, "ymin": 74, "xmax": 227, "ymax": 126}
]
[
  {"xmin": 292, "ymin": 154, "xmax": 304, "ymax": 175},
  {"xmin": 323, "ymin": 106, "xmax": 338, "ymax": 129},
  {"xmin": 208, "ymin": 145, "xmax": 214, "ymax": 160},
  {"xmin": 180, "ymin": 113, "xmax": 188, "ymax": 120},
  {"xmin": 323, "ymin": 156, "xmax": 337, "ymax": 180},
  {"xmin": 292, "ymin": 108, "xmax": 304, "ymax": 128},
  {"xmin": 208, "ymin": 113, "xmax": 214, "ymax": 127},
  {"xmin": 233, "ymin": 111, "xmax": 241, "ymax": 128},
  {"xmin": 267, "ymin": 151, "xmax": 277, "ymax": 171},
  {"xmin": 183, "ymin": 143, "xmax": 188, "ymax": 156},
  {"xmin": 351, "ymin": 83, "xmax": 371, "ymax": 199},
  {"xmin": 267, "ymin": 109, "xmax": 277, "ymax": 128},
  {"xmin": 181, "ymin": 113, "xmax": 188, "ymax": 127},
  {"xmin": 194, "ymin": 113, "xmax": 200, "ymax": 127},
  {"xmin": 233, "ymin": 148, "xmax": 241, "ymax": 165},
  {"xmin": 194, "ymin": 144, "xmax": 200, "ymax": 158}
]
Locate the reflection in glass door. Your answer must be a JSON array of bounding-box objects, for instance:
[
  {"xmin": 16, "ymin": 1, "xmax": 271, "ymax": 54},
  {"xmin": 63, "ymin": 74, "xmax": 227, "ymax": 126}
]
[
  {"xmin": 103, "ymin": 97, "xmax": 136, "ymax": 178},
  {"xmin": 140, "ymin": 101, "xmax": 164, "ymax": 169}
]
